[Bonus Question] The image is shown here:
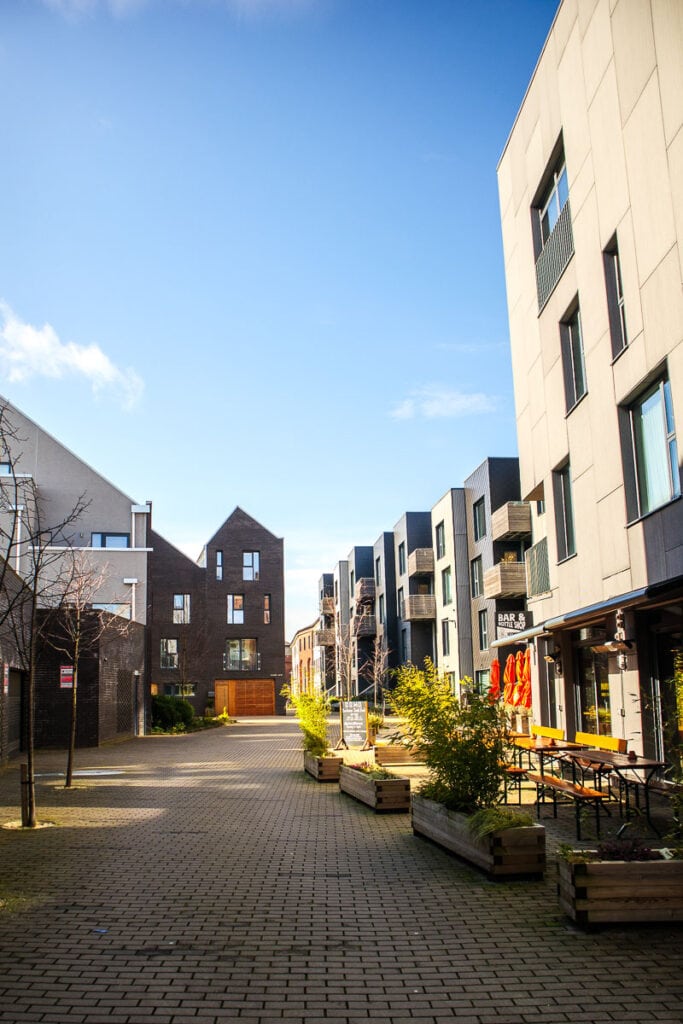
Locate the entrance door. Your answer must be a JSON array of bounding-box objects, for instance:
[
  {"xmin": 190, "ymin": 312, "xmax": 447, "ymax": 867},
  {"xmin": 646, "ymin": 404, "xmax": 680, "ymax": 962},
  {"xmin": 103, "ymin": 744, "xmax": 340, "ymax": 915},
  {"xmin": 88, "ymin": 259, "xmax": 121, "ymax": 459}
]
[
  {"xmin": 651, "ymin": 631, "xmax": 683, "ymax": 765},
  {"xmin": 214, "ymin": 679, "xmax": 275, "ymax": 717}
]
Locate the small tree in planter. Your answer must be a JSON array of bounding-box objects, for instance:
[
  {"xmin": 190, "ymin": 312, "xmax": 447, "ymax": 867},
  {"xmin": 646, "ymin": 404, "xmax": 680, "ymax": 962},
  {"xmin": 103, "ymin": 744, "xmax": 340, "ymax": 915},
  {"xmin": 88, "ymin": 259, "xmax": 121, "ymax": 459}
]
[
  {"xmin": 288, "ymin": 688, "xmax": 342, "ymax": 781},
  {"xmin": 390, "ymin": 660, "xmax": 545, "ymax": 877}
]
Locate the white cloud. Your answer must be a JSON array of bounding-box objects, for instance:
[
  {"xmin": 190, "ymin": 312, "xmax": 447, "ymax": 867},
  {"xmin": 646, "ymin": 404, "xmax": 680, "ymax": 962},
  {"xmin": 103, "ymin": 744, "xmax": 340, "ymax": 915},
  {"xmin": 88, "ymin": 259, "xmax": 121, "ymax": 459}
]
[
  {"xmin": 0, "ymin": 302, "xmax": 144, "ymax": 411},
  {"xmin": 390, "ymin": 385, "xmax": 496, "ymax": 421}
]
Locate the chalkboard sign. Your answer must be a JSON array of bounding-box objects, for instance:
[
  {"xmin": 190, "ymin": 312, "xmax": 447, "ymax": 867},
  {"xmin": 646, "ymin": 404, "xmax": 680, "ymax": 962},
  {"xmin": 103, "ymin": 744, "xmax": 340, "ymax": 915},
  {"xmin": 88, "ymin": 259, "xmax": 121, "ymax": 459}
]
[{"xmin": 339, "ymin": 701, "xmax": 369, "ymax": 749}]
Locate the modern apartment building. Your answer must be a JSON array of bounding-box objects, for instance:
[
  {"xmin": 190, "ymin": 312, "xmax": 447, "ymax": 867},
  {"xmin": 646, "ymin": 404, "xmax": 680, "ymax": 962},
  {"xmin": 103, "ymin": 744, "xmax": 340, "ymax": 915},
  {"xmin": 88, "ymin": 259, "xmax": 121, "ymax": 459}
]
[
  {"xmin": 290, "ymin": 620, "xmax": 318, "ymax": 697},
  {"xmin": 431, "ymin": 488, "xmax": 472, "ymax": 693},
  {"xmin": 497, "ymin": 0, "xmax": 682, "ymax": 760}
]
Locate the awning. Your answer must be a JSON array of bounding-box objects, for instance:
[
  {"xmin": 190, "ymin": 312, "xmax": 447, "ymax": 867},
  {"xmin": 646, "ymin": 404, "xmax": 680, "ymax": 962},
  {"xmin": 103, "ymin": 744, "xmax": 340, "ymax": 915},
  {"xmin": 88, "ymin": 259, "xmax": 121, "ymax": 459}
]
[{"xmin": 491, "ymin": 624, "xmax": 549, "ymax": 648}]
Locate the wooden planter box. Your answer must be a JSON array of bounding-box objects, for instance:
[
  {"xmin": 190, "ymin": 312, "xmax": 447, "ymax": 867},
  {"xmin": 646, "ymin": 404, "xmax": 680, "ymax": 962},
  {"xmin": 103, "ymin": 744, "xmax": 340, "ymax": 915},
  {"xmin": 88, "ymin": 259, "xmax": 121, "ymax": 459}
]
[
  {"xmin": 303, "ymin": 751, "xmax": 343, "ymax": 782},
  {"xmin": 339, "ymin": 765, "xmax": 410, "ymax": 813},
  {"xmin": 558, "ymin": 854, "xmax": 683, "ymax": 926},
  {"xmin": 411, "ymin": 794, "xmax": 545, "ymax": 879},
  {"xmin": 374, "ymin": 744, "xmax": 425, "ymax": 767}
]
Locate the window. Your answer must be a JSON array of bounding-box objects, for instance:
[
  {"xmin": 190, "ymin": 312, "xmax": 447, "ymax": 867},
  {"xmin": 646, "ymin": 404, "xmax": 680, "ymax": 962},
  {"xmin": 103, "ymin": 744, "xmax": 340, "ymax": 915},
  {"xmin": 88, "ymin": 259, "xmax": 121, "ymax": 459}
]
[
  {"xmin": 227, "ymin": 594, "xmax": 244, "ymax": 624},
  {"xmin": 216, "ymin": 550, "xmax": 223, "ymax": 581},
  {"xmin": 441, "ymin": 566, "xmax": 452, "ymax": 605},
  {"xmin": 172, "ymin": 594, "xmax": 190, "ymax": 624},
  {"xmin": 224, "ymin": 638, "xmax": 258, "ymax": 672},
  {"xmin": 164, "ymin": 683, "xmax": 196, "ymax": 697},
  {"xmin": 160, "ymin": 638, "xmax": 178, "ymax": 669},
  {"xmin": 398, "ymin": 542, "xmax": 406, "ymax": 575},
  {"xmin": 263, "ymin": 594, "xmax": 271, "ymax": 624},
  {"xmin": 401, "ymin": 629, "xmax": 407, "ymax": 662},
  {"xmin": 560, "ymin": 305, "xmax": 587, "ymax": 411},
  {"xmin": 92, "ymin": 602, "xmax": 131, "ymax": 620},
  {"xmin": 350, "ymin": 571, "xmax": 354, "ymax": 594},
  {"xmin": 539, "ymin": 160, "xmax": 568, "ymax": 245},
  {"xmin": 470, "ymin": 557, "xmax": 483, "ymax": 598},
  {"xmin": 473, "ymin": 498, "xmax": 486, "ymax": 541},
  {"xmin": 435, "ymin": 521, "xmax": 446, "ymax": 560},
  {"xmin": 397, "ymin": 587, "xmax": 404, "ymax": 617},
  {"xmin": 91, "ymin": 532, "xmax": 130, "ymax": 549},
  {"xmin": 0, "ymin": 462, "xmax": 11, "ymax": 475},
  {"xmin": 378, "ymin": 593, "xmax": 385, "ymax": 625},
  {"xmin": 478, "ymin": 609, "xmax": 489, "ymax": 651},
  {"xmin": 243, "ymin": 551, "xmax": 260, "ymax": 581},
  {"xmin": 375, "ymin": 557, "xmax": 381, "ymax": 584},
  {"xmin": 604, "ymin": 235, "xmax": 627, "ymax": 357},
  {"xmin": 625, "ymin": 377, "xmax": 680, "ymax": 519},
  {"xmin": 475, "ymin": 670, "xmax": 490, "ymax": 695},
  {"xmin": 441, "ymin": 618, "xmax": 450, "ymax": 657},
  {"xmin": 553, "ymin": 462, "xmax": 576, "ymax": 561}
]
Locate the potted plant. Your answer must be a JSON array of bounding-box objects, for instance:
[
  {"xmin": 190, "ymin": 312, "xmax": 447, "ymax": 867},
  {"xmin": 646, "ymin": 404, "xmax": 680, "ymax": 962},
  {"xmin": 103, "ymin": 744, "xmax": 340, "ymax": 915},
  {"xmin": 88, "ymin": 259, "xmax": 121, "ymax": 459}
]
[
  {"xmin": 339, "ymin": 761, "xmax": 410, "ymax": 813},
  {"xmin": 287, "ymin": 689, "xmax": 343, "ymax": 782},
  {"xmin": 390, "ymin": 660, "xmax": 545, "ymax": 878},
  {"xmin": 557, "ymin": 838, "xmax": 683, "ymax": 926}
]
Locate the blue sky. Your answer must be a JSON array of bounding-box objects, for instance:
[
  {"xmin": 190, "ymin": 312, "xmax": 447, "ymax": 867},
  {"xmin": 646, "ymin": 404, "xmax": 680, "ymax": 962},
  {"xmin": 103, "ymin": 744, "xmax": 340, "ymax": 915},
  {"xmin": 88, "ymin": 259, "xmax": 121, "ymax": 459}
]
[{"xmin": 0, "ymin": 0, "xmax": 558, "ymax": 637}]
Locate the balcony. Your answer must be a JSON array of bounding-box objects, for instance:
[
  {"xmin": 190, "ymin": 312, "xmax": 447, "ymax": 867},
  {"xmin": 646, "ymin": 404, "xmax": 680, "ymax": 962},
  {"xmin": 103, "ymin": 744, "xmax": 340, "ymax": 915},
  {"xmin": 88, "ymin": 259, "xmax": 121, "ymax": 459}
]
[
  {"xmin": 401, "ymin": 595, "xmax": 436, "ymax": 621},
  {"xmin": 314, "ymin": 629, "xmax": 335, "ymax": 647},
  {"xmin": 526, "ymin": 537, "xmax": 551, "ymax": 598},
  {"xmin": 483, "ymin": 560, "xmax": 527, "ymax": 599},
  {"xmin": 353, "ymin": 614, "xmax": 377, "ymax": 637},
  {"xmin": 320, "ymin": 595, "xmax": 335, "ymax": 615},
  {"xmin": 354, "ymin": 577, "xmax": 376, "ymax": 604},
  {"xmin": 408, "ymin": 548, "xmax": 434, "ymax": 576},
  {"xmin": 491, "ymin": 501, "xmax": 531, "ymax": 541}
]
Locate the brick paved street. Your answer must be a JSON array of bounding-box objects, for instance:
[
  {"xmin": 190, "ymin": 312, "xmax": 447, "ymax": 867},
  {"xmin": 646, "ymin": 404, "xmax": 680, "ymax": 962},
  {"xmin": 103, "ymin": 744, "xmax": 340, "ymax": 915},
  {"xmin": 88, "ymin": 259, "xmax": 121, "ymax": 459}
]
[{"xmin": 0, "ymin": 718, "xmax": 682, "ymax": 1024}]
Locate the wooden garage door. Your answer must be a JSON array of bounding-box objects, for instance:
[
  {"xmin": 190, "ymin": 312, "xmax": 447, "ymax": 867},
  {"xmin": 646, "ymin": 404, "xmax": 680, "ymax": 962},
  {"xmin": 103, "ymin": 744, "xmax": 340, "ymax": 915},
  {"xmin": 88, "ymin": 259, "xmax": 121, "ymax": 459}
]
[{"xmin": 214, "ymin": 679, "xmax": 275, "ymax": 717}]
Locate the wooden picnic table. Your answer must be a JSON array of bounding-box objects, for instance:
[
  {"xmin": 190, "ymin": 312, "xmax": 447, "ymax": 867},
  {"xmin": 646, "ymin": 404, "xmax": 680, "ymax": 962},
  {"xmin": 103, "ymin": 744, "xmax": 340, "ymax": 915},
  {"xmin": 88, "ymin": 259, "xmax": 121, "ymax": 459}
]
[
  {"xmin": 562, "ymin": 748, "xmax": 668, "ymax": 835},
  {"xmin": 513, "ymin": 737, "xmax": 586, "ymax": 776}
]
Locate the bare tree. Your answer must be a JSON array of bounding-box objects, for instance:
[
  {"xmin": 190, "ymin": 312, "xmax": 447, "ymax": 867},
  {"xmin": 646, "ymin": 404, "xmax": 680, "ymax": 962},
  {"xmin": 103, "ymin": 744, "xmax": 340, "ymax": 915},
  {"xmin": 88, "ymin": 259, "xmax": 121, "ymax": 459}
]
[
  {"xmin": 359, "ymin": 634, "xmax": 391, "ymax": 709},
  {"xmin": 0, "ymin": 404, "xmax": 89, "ymax": 824},
  {"xmin": 42, "ymin": 552, "xmax": 131, "ymax": 787}
]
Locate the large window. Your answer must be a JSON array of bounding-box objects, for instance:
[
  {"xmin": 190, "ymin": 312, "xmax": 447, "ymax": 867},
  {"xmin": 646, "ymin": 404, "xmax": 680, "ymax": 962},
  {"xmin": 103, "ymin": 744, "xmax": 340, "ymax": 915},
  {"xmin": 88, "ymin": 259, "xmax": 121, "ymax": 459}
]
[
  {"xmin": 539, "ymin": 160, "xmax": 568, "ymax": 245},
  {"xmin": 216, "ymin": 550, "xmax": 223, "ymax": 581},
  {"xmin": 441, "ymin": 618, "xmax": 450, "ymax": 657},
  {"xmin": 378, "ymin": 593, "xmax": 385, "ymax": 625},
  {"xmin": 441, "ymin": 566, "xmax": 452, "ymax": 605},
  {"xmin": 227, "ymin": 594, "xmax": 244, "ymax": 624},
  {"xmin": 160, "ymin": 638, "xmax": 178, "ymax": 669},
  {"xmin": 398, "ymin": 542, "xmax": 406, "ymax": 575},
  {"xmin": 224, "ymin": 638, "xmax": 258, "ymax": 672},
  {"xmin": 397, "ymin": 586, "xmax": 404, "ymax": 617},
  {"xmin": 604, "ymin": 235, "xmax": 628, "ymax": 357},
  {"xmin": 576, "ymin": 647, "xmax": 611, "ymax": 736},
  {"xmin": 243, "ymin": 551, "xmax": 260, "ymax": 581},
  {"xmin": 625, "ymin": 377, "xmax": 680, "ymax": 519},
  {"xmin": 560, "ymin": 305, "xmax": 587, "ymax": 411},
  {"xmin": 91, "ymin": 532, "xmax": 130, "ymax": 548},
  {"xmin": 263, "ymin": 594, "xmax": 271, "ymax": 624},
  {"xmin": 473, "ymin": 498, "xmax": 486, "ymax": 541},
  {"xmin": 435, "ymin": 521, "xmax": 446, "ymax": 560},
  {"xmin": 478, "ymin": 609, "xmax": 489, "ymax": 652},
  {"xmin": 470, "ymin": 557, "xmax": 483, "ymax": 598},
  {"xmin": 553, "ymin": 462, "xmax": 576, "ymax": 561},
  {"xmin": 172, "ymin": 594, "xmax": 191, "ymax": 624},
  {"xmin": 375, "ymin": 556, "xmax": 381, "ymax": 584},
  {"xmin": 165, "ymin": 683, "xmax": 196, "ymax": 697}
]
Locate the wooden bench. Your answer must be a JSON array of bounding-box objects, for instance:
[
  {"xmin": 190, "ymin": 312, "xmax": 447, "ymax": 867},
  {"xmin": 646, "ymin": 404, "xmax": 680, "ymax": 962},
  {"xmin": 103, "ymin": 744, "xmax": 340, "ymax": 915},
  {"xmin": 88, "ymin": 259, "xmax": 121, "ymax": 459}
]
[{"xmin": 527, "ymin": 772, "xmax": 608, "ymax": 840}]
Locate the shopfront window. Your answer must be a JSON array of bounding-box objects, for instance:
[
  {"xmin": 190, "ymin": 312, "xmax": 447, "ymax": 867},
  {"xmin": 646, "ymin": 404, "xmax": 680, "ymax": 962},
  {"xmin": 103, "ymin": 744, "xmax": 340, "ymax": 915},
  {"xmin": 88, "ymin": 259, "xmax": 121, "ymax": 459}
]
[{"xmin": 575, "ymin": 647, "xmax": 611, "ymax": 735}]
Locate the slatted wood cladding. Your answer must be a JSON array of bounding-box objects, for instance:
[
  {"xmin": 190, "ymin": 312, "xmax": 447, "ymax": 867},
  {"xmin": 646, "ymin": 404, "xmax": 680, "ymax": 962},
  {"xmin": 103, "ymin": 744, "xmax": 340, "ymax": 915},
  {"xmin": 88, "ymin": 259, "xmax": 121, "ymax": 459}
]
[{"xmin": 214, "ymin": 679, "xmax": 275, "ymax": 717}]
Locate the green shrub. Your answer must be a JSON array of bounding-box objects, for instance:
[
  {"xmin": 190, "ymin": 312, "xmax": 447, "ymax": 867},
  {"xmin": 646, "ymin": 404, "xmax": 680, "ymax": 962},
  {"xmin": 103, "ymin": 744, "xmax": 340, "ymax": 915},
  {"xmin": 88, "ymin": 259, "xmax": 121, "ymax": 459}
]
[
  {"xmin": 151, "ymin": 695, "xmax": 195, "ymax": 732},
  {"xmin": 389, "ymin": 659, "xmax": 506, "ymax": 814},
  {"xmin": 287, "ymin": 689, "xmax": 331, "ymax": 757}
]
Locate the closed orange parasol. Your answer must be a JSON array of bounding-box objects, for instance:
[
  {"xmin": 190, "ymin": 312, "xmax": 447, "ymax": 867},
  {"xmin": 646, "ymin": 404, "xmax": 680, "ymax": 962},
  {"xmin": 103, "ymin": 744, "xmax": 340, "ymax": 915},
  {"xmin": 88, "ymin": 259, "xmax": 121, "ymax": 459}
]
[
  {"xmin": 511, "ymin": 650, "xmax": 525, "ymax": 706},
  {"xmin": 503, "ymin": 653, "xmax": 516, "ymax": 705},
  {"xmin": 519, "ymin": 647, "xmax": 532, "ymax": 710},
  {"xmin": 488, "ymin": 658, "xmax": 501, "ymax": 701}
]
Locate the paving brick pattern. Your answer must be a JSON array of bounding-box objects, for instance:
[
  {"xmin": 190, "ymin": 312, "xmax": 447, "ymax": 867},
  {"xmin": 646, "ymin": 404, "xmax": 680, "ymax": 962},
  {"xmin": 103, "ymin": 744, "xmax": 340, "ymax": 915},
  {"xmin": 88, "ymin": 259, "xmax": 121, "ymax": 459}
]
[{"xmin": 0, "ymin": 719, "xmax": 682, "ymax": 1024}]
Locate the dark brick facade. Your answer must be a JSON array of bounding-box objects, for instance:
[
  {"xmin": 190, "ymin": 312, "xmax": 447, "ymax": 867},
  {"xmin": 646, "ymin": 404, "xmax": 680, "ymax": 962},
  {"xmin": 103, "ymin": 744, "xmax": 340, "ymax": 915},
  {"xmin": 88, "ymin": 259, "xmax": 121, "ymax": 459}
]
[{"xmin": 148, "ymin": 508, "xmax": 286, "ymax": 715}]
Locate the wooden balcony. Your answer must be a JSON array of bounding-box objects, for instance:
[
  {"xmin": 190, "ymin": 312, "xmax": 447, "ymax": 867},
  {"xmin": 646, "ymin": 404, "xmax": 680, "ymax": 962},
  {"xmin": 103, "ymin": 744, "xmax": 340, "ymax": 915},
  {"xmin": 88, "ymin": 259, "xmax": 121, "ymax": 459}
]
[
  {"xmin": 354, "ymin": 577, "xmax": 376, "ymax": 603},
  {"xmin": 408, "ymin": 548, "xmax": 434, "ymax": 576},
  {"xmin": 320, "ymin": 596, "xmax": 335, "ymax": 615},
  {"xmin": 483, "ymin": 561, "xmax": 527, "ymax": 599},
  {"xmin": 314, "ymin": 628, "xmax": 335, "ymax": 647},
  {"xmin": 401, "ymin": 594, "xmax": 436, "ymax": 621},
  {"xmin": 491, "ymin": 501, "xmax": 531, "ymax": 541},
  {"xmin": 353, "ymin": 615, "xmax": 377, "ymax": 637}
]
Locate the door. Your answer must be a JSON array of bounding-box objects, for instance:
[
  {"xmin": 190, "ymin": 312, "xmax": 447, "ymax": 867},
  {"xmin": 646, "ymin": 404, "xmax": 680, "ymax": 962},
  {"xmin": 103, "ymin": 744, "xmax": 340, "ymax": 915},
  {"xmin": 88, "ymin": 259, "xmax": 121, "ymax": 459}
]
[{"xmin": 214, "ymin": 679, "xmax": 275, "ymax": 717}]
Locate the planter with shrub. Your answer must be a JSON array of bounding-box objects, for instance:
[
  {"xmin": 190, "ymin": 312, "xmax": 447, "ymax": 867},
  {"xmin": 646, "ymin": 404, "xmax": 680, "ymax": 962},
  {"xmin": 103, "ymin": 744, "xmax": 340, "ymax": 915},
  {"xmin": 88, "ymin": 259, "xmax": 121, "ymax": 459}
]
[
  {"xmin": 390, "ymin": 660, "xmax": 545, "ymax": 878},
  {"xmin": 287, "ymin": 689, "xmax": 343, "ymax": 782},
  {"xmin": 339, "ymin": 763, "xmax": 410, "ymax": 812}
]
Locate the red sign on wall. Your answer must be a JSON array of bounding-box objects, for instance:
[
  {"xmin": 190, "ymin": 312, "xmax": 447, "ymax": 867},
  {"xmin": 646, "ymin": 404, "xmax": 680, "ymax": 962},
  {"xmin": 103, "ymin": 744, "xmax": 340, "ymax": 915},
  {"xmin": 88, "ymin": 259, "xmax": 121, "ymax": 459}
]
[{"xmin": 60, "ymin": 665, "xmax": 74, "ymax": 689}]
